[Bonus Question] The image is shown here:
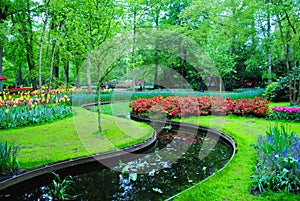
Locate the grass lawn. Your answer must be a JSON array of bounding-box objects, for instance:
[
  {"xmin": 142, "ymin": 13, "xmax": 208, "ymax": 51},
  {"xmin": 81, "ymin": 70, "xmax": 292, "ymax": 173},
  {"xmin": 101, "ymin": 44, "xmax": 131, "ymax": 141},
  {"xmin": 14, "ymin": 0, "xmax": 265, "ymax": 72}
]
[
  {"xmin": 0, "ymin": 106, "xmax": 153, "ymax": 169},
  {"xmin": 173, "ymin": 115, "xmax": 300, "ymax": 201},
  {"xmin": 268, "ymin": 102, "xmax": 291, "ymax": 108},
  {"xmin": 88, "ymin": 101, "xmax": 300, "ymax": 200},
  {"xmin": 1, "ymin": 101, "xmax": 299, "ymax": 200}
]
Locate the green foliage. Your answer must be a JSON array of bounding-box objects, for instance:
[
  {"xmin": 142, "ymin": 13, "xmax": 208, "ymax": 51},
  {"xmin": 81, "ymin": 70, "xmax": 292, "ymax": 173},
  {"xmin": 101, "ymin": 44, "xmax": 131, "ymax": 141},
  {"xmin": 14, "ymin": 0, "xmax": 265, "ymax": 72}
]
[
  {"xmin": 0, "ymin": 104, "xmax": 73, "ymax": 129},
  {"xmin": 50, "ymin": 172, "xmax": 76, "ymax": 201},
  {"xmin": 272, "ymin": 75, "xmax": 300, "ymax": 102},
  {"xmin": 0, "ymin": 142, "xmax": 19, "ymax": 175},
  {"xmin": 252, "ymin": 126, "xmax": 299, "ymax": 194},
  {"xmin": 262, "ymin": 82, "xmax": 279, "ymax": 100}
]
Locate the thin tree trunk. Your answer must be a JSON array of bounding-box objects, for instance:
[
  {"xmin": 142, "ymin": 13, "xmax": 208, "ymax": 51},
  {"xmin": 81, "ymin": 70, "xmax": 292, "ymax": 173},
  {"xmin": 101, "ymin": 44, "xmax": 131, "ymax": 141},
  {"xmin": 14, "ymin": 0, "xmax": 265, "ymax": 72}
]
[
  {"xmin": 64, "ymin": 63, "xmax": 69, "ymax": 88},
  {"xmin": 97, "ymin": 80, "xmax": 102, "ymax": 133},
  {"xmin": 86, "ymin": 46, "xmax": 92, "ymax": 91},
  {"xmin": 154, "ymin": 51, "xmax": 158, "ymax": 88},
  {"xmin": 17, "ymin": 67, "xmax": 22, "ymax": 87},
  {"xmin": 75, "ymin": 70, "xmax": 80, "ymax": 88},
  {"xmin": 266, "ymin": 0, "xmax": 272, "ymax": 85},
  {"xmin": 292, "ymin": 43, "xmax": 297, "ymax": 104},
  {"xmin": 131, "ymin": 0, "xmax": 138, "ymax": 92},
  {"xmin": 24, "ymin": 0, "xmax": 37, "ymax": 89},
  {"xmin": 49, "ymin": 21, "xmax": 63, "ymax": 93},
  {"xmin": 38, "ymin": 1, "xmax": 49, "ymax": 96},
  {"xmin": 277, "ymin": 16, "xmax": 293, "ymax": 105},
  {"xmin": 154, "ymin": 8, "xmax": 160, "ymax": 89},
  {"xmin": 268, "ymin": 54, "xmax": 272, "ymax": 83},
  {"xmin": 97, "ymin": 45, "xmax": 102, "ymax": 134},
  {"xmin": 293, "ymin": 43, "xmax": 299, "ymax": 105}
]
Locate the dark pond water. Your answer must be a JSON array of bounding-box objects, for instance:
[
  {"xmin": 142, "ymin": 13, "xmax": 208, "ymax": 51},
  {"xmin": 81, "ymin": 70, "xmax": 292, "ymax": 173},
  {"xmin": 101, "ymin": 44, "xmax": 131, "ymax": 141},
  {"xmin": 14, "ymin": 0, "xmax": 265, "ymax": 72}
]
[{"xmin": 2, "ymin": 128, "xmax": 232, "ymax": 201}]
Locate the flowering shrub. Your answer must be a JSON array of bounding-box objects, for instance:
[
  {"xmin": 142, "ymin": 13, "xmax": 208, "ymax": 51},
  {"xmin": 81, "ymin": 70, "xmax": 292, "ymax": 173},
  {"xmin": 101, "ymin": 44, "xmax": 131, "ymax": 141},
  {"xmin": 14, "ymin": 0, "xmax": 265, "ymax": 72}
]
[
  {"xmin": 0, "ymin": 90, "xmax": 72, "ymax": 129},
  {"xmin": 269, "ymin": 106, "xmax": 300, "ymax": 121},
  {"xmin": 130, "ymin": 95, "xmax": 269, "ymax": 118},
  {"xmin": 252, "ymin": 126, "xmax": 300, "ymax": 194}
]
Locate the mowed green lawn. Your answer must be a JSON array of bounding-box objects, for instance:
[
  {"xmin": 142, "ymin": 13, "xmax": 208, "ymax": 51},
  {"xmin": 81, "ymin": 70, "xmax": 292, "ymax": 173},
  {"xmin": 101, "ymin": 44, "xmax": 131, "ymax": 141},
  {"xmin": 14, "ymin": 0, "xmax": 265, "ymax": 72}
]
[
  {"xmin": 0, "ymin": 106, "xmax": 153, "ymax": 169},
  {"xmin": 1, "ymin": 101, "xmax": 299, "ymax": 200},
  {"xmin": 173, "ymin": 115, "xmax": 300, "ymax": 201}
]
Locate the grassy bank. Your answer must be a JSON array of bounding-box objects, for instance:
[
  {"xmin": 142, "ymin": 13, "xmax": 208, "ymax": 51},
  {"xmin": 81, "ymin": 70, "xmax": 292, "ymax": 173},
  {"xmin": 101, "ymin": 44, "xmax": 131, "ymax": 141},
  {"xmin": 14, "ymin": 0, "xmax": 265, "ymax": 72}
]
[
  {"xmin": 173, "ymin": 115, "xmax": 300, "ymax": 201},
  {"xmin": 0, "ymin": 107, "xmax": 153, "ymax": 169}
]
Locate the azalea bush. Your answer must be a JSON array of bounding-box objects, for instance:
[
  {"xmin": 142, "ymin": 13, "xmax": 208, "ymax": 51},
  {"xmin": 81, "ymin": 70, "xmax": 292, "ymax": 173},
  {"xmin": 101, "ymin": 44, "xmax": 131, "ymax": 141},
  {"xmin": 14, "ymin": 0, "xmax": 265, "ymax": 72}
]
[
  {"xmin": 252, "ymin": 126, "xmax": 300, "ymax": 194},
  {"xmin": 0, "ymin": 90, "xmax": 73, "ymax": 129},
  {"xmin": 130, "ymin": 95, "xmax": 269, "ymax": 118},
  {"xmin": 269, "ymin": 106, "xmax": 300, "ymax": 121}
]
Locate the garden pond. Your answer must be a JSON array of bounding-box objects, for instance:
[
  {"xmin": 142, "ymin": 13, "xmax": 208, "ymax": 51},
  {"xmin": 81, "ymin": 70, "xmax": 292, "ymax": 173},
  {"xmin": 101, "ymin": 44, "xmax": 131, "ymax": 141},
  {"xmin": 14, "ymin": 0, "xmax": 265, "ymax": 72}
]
[{"xmin": 1, "ymin": 125, "xmax": 234, "ymax": 201}]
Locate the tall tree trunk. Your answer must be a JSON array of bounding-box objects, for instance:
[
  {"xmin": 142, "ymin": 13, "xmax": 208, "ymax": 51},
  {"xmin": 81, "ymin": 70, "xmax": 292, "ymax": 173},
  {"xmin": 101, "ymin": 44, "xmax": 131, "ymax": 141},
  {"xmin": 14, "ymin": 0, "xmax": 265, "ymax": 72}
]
[
  {"xmin": 268, "ymin": 54, "xmax": 272, "ymax": 83},
  {"xmin": 48, "ymin": 21, "xmax": 63, "ymax": 93},
  {"xmin": 86, "ymin": 47, "xmax": 92, "ymax": 91},
  {"xmin": 131, "ymin": 3, "xmax": 137, "ymax": 92},
  {"xmin": 293, "ymin": 42, "xmax": 299, "ymax": 105},
  {"xmin": 17, "ymin": 67, "xmax": 22, "ymax": 87},
  {"xmin": 53, "ymin": 47, "xmax": 60, "ymax": 81},
  {"xmin": 277, "ymin": 16, "xmax": 293, "ymax": 105},
  {"xmin": 154, "ymin": 8, "xmax": 160, "ymax": 89},
  {"xmin": 38, "ymin": 1, "xmax": 49, "ymax": 96},
  {"xmin": 292, "ymin": 43, "xmax": 297, "ymax": 104},
  {"xmin": 24, "ymin": 0, "xmax": 37, "ymax": 90},
  {"xmin": 154, "ymin": 50, "xmax": 159, "ymax": 88},
  {"xmin": 64, "ymin": 63, "xmax": 69, "ymax": 88},
  {"xmin": 284, "ymin": 9, "xmax": 299, "ymax": 105},
  {"xmin": 266, "ymin": 0, "xmax": 272, "ymax": 85},
  {"xmin": 75, "ymin": 70, "xmax": 81, "ymax": 88},
  {"xmin": 97, "ymin": 79, "xmax": 102, "ymax": 133},
  {"xmin": 97, "ymin": 46, "xmax": 102, "ymax": 134}
]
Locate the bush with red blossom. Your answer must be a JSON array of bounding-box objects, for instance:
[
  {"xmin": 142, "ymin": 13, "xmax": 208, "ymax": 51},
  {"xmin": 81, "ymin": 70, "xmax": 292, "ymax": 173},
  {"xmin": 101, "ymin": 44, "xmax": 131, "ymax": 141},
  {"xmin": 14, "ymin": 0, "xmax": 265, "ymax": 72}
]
[{"xmin": 130, "ymin": 95, "xmax": 270, "ymax": 119}]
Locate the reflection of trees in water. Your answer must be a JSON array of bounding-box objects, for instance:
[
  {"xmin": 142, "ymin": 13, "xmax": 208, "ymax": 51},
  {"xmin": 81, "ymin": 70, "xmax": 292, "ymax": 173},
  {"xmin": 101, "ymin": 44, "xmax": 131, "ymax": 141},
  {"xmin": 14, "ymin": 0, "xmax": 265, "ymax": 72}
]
[{"xmin": 10, "ymin": 129, "xmax": 232, "ymax": 201}]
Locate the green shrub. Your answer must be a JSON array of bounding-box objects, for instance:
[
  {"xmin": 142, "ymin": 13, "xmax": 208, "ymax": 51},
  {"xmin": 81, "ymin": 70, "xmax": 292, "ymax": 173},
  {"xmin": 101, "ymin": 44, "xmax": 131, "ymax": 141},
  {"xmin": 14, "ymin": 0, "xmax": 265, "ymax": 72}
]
[
  {"xmin": 262, "ymin": 82, "xmax": 278, "ymax": 100},
  {"xmin": 252, "ymin": 126, "xmax": 299, "ymax": 194},
  {"xmin": 0, "ymin": 142, "xmax": 19, "ymax": 175},
  {"xmin": 271, "ymin": 74, "xmax": 299, "ymax": 102}
]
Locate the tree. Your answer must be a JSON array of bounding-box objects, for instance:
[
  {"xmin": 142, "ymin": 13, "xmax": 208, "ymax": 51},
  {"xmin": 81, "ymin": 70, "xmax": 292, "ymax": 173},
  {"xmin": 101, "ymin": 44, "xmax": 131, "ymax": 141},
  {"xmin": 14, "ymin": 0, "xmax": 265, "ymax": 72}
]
[
  {"xmin": 270, "ymin": 0, "xmax": 299, "ymax": 105},
  {"xmin": 0, "ymin": 0, "xmax": 15, "ymax": 91},
  {"xmin": 38, "ymin": 0, "xmax": 50, "ymax": 95}
]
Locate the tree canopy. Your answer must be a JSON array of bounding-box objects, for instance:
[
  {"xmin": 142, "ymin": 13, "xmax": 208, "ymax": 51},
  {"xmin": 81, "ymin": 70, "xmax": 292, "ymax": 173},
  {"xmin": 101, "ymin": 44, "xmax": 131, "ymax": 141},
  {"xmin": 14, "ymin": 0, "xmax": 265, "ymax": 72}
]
[{"xmin": 0, "ymin": 0, "xmax": 299, "ymax": 104}]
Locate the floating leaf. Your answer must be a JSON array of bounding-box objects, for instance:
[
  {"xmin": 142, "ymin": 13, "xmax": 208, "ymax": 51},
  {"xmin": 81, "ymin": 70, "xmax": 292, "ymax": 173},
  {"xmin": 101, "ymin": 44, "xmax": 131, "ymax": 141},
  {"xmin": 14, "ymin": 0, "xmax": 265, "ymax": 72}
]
[
  {"xmin": 121, "ymin": 165, "xmax": 130, "ymax": 174},
  {"xmin": 152, "ymin": 187, "xmax": 163, "ymax": 194},
  {"xmin": 129, "ymin": 172, "xmax": 138, "ymax": 181}
]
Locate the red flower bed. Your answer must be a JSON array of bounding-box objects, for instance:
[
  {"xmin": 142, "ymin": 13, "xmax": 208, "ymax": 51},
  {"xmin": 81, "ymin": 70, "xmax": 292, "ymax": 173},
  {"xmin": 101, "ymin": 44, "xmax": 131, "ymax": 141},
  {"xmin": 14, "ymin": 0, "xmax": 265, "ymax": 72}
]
[
  {"xmin": 130, "ymin": 95, "xmax": 269, "ymax": 118},
  {"xmin": 9, "ymin": 87, "xmax": 33, "ymax": 91}
]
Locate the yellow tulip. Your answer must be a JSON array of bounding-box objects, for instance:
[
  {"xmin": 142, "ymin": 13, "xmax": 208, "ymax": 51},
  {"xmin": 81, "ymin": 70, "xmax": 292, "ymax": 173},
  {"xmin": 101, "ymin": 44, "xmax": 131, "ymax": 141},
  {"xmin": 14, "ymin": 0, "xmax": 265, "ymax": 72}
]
[{"xmin": 5, "ymin": 109, "xmax": 9, "ymax": 114}]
